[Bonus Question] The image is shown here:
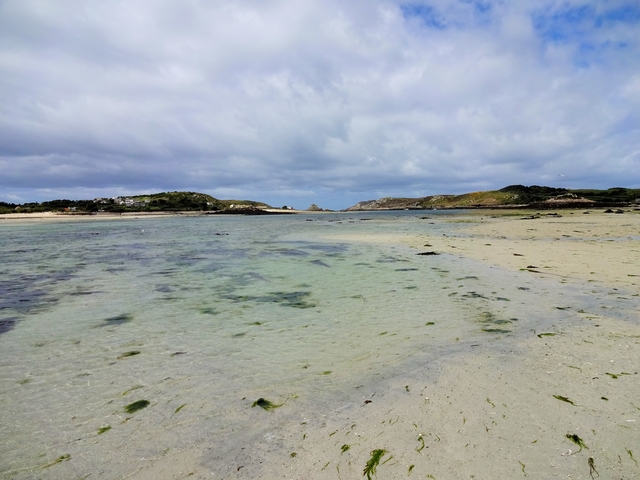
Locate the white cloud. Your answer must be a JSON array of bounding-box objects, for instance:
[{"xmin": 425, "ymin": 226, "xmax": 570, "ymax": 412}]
[{"xmin": 1, "ymin": 0, "xmax": 639, "ymax": 209}]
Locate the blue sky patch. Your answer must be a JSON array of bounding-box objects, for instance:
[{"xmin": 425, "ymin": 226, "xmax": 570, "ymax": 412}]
[{"xmin": 401, "ymin": 4, "xmax": 447, "ymax": 29}]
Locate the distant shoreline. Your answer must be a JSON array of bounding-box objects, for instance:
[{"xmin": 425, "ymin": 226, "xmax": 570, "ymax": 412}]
[{"xmin": 3, "ymin": 205, "xmax": 640, "ymax": 225}]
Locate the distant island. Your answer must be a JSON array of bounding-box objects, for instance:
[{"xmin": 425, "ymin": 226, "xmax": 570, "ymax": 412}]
[
  {"xmin": 2, "ymin": 185, "xmax": 639, "ymax": 215},
  {"xmin": 0, "ymin": 191, "xmax": 279, "ymax": 215},
  {"xmin": 345, "ymin": 185, "xmax": 640, "ymax": 211}
]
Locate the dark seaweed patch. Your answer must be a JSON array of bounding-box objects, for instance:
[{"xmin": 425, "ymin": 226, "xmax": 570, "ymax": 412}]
[
  {"xmin": 462, "ymin": 291, "xmax": 489, "ymax": 299},
  {"xmin": 377, "ymin": 256, "xmax": 408, "ymax": 263},
  {"xmin": 69, "ymin": 290, "xmax": 101, "ymax": 296},
  {"xmin": 252, "ymin": 398, "xmax": 282, "ymax": 410},
  {"xmin": 200, "ymin": 308, "xmax": 219, "ymax": 315},
  {"xmin": 42, "ymin": 454, "xmax": 70, "ymax": 468},
  {"xmin": 396, "ymin": 268, "xmax": 419, "ymax": 271},
  {"xmin": 270, "ymin": 248, "xmax": 309, "ymax": 257},
  {"xmin": 99, "ymin": 314, "xmax": 134, "ymax": 327},
  {"xmin": 0, "ymin": 317, "xmax": 17, "ymax": 334},
  {"xmin": 117, "ymin": 351, "xmax": 140, "ymax": 359},
  {"xmin": 311, "ymin": 259, "xmax": 331, "ymax": 268},
  {"xmin": 97, "ymin": 425, "xmax": 111, "ymax": 434},
  {"xmin": 124, "ymin": 400, "xmax": 150, "ymax": 414},
  {"xmin": 553, "ymin": 395, "xmax": 576, "ymax": 405},
  {"xmin": 482, "ymin": 328, "xmax": 511, "ymax": 333},
  {"xmin": 565, "ymin": 433, "xmax": 587, "ymax": 452},
  {"xmin": 223, "ymin": 291, "xmax": 317, "ymax": 309},
  {"xmin": 0, "ymin": 278, "xmax": 55, "ymax": 314},
  {"xmin": 478, "ymin": 311, "xmax": 514, "ymax": 333}
]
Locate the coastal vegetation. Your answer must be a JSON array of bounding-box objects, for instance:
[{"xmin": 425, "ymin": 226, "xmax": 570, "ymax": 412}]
[
  {"xmin": 345, "ymin": 185, "xmax": 640, "ymax": 210},
  {"xmin": 0, "ymin": 191, "xmax": 271, "ymax": 214}
]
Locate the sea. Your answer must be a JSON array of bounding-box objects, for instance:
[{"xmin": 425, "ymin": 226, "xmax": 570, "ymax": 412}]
[{"xmin": 1, "ymin": 211, "xmax": 637, "ymax": 479}]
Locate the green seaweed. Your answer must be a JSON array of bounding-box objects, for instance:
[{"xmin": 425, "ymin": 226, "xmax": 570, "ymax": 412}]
[
  {"xmin": 601, "ymin": 397, "xmax": 608, "ymax": 401},
  {"xmin": 363, "ymin": 449, "xmax": 387, "ymax": 479},
  {"xmin": 627, "ymin": 448, "xmax": 638, "ymax": 467},
  {"xmin": 43, "ymin": 454, "xmax": 70, "ymax": 468},
  {"xmin": 566, "ymin": 433, "xmax": 588, "ymax": 452},
  {"xmin": 322, "ymin": 371, "xmax": 332, "ymax": 375},
  {"xmin": 482, "ymin": 328, "xmax": 511, "ymax": 333},
  {"xmin": 341, "ymin": 444, "xmax": 350, "ymax": 454},
  {"xmin": 606, "ymin": 372, "xmax": 631, "ymax": 379},
  {"xmin": 124, "ymin": 400, "xmax": 150, "ymax": 414},
  {"xmin": 425, "ymin": 322, "xmax": 435, "ymax": 326},
  {"xmin": 417, "ymin": 434, "xmax": 425, "ymax": 452},
  {"xmin": 486, "ymin": 398, "xmax": 496, "ymax": 408},
  {"xmin": 174, "ymin": 403, "xmax": 186, "ymax": 414},
  {"xmin": 117, "ymin": 351, "xmax": 140, "ymax": 359},
  {"xmin": 408, "ymin": 464, "xmax": 415, "ymax": 475},
  {"xmin": 519, "ymin": 460, "xmax": 526, "ymax": 475},
  {"xmin": 290, "ymin": 452, "xmax": 297, "ymax": 457},
  {"xmin": 122, "ymin": 385, "xmax": 143, "ymax": 396},
  {"xmin": 537, "ymin": 332, "xmax": 557, "ymax": 338},
  {"xmin": 252, "ymin": 398, "xmax": 282, "ymax": 410},
  {"xmin": 97, "ymin": 425, "xmax": 111, "ymax": 435},
  {"xmin": 553, "ymin": 395, "xmax": 576, "ymax": 406}
]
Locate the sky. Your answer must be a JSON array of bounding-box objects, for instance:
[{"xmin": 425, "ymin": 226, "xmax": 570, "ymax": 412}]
[{"xmin": 1, "ymin": 0, "xmax": 639, "ymax": 210}]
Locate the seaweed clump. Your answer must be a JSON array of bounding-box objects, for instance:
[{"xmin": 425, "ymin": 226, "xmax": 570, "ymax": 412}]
[
  {"xmin": 117, "ymin": 351, "xmax": 140, "ymax": 359},
  {"xmin": 553, "ymin": 395, "xmax": 576, "ymax": 406},
  {"xmin": 252, "ymin": 398, "xmax": 282, "ymax": 411},
  {"xmin": 99, "ymin": 314, "xmax": 134, "ymax": 327},
  {"xmin": 566, "ymin": 433, "xmax": 588, "ymax": 452},
  {"xmin": 124, "ymin": 400, "xmax": 150, "ymax": 414},
  {"xmin": 363, "ymin": 449, "xmax": 388, "ymax": 479}
]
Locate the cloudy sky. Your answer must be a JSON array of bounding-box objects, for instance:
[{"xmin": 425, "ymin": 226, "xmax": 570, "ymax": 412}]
[{"xmin": 1, "ymin": 0, "xmax": 639, "ymax": 209}]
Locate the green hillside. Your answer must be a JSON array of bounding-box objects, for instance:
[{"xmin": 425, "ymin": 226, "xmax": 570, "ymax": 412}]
[
  {"xmin": 5, "ymin": 191, "xmax": 272, "ymax": 214},
  {"xmin": 346, "ymin": 185, "xmax": 640, "ymax": 211}
]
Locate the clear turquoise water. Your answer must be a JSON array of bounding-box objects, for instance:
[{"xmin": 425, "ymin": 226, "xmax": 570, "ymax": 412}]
[{"xmin": 1, "ymin": 212, "xmax": 636, "ymax": 478}]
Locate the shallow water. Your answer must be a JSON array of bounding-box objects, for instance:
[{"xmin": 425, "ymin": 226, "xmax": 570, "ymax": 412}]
[{"xmin": 1, "ymin": 212, "xmax": 637, "ymax": 478}]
